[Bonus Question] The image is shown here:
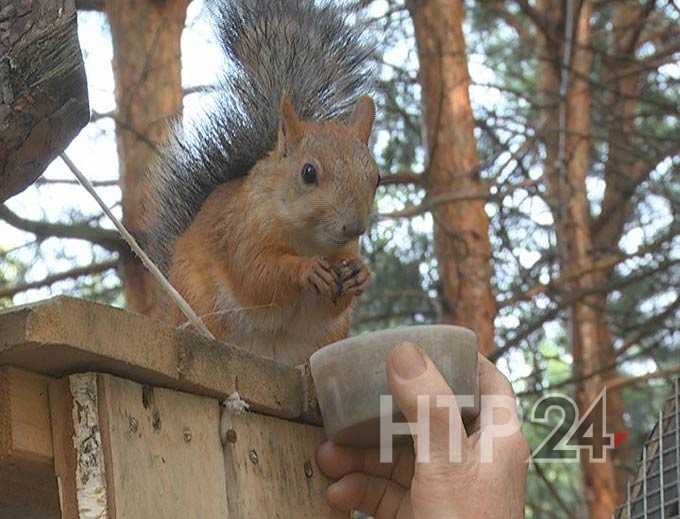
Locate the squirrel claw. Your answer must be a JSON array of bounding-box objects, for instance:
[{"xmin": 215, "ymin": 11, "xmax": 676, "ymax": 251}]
[{"xmin": 300, "ymin": 256, "xmax": 338, "ymax": 300}]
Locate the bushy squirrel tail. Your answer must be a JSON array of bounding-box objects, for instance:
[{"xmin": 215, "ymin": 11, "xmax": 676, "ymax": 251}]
[{"xmin": 144, "ymin": 0, "xmax": 373, "ymax": 273}]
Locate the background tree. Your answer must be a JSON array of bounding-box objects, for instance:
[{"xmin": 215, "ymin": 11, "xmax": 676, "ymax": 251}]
[
  {"xmin": 406, "ymin": 0, "xmax": 496, "ymax": 356},
  {"xmin": 106, "ymin": 0, "xmax": 189, "ymax": 315}
]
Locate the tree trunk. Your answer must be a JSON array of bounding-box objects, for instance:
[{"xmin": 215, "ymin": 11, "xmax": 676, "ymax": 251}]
[
  {"xmin": 0, "ymin": 0, "xmax": 89, "ymax": 202},
  {"xmin": 406, "ymin": 0, "xmax": 496, "ymax": 356},
  {"xmin": 540, "ymin": 1, "xmax": 621, "ymax": 516},
  {"xmin": 592, "ymin": 2, "xmax": 649, "ymax": 493},
  {"xmin": 106, "ymin": 0, "xmax": 189, "ymax": 315}
]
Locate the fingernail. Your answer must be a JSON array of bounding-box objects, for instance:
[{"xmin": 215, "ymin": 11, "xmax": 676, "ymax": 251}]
[{"xmin": 390, "ymin": 342, "xmax": 427, "ymax": 380}]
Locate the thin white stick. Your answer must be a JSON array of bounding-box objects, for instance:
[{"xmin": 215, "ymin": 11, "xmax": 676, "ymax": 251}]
[{"xmin": 60, "ymin": 153, "xmax": 215, "ymax": 340}]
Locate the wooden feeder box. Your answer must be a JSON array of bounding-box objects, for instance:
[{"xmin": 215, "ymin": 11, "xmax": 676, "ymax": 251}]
[{"xmin": 0, "ymin": 296, "xmax": 339, "ymax": 519}]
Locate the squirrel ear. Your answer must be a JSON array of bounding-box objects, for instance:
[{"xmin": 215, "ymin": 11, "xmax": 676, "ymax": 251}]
[
  {"xmin": 349, "ymin": 96, "xmax": 376, "ymax": 145},
  {"xmin": 278, "ymin": 94, "xmax": 304, "ymax": 156}
]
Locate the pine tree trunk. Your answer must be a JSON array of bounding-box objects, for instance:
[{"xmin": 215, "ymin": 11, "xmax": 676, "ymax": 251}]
[
  {"xmin": 407, "ymin": 0, "xmax": 496, "ymax": 355},
  {"xmin": 592, "ymin": 2, "xmax": 648, "ymax": 494},
  {"xmin": 106, "ymin": 0, "xmax": 189, "ymax": 315},
  {"xmin": 539, "ymin": 1, "xmax": 621, "ymax": 516}
]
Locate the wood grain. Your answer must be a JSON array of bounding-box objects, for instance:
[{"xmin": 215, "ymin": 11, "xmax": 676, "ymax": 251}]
[
  {"xmin": 48, "ymin": 378, "xmax": 79, "ymax": 519},
  {"xmin": 0, "ymin": 296, "xmax": 314, "ymax": 422},
  {"xmin": 97, "ymin": 374, "xmax": 228, "ymax": 519},
  {"xmin": 0, "ymin": 367, "xmax": 59, "ymax": 518},
  {"xmin": 0, "ymin": 367, "xmax": 53, "ymax": 464},
  {"xmin": 223, "ymin": 411, "xmax": 343, "ymax": 518}
]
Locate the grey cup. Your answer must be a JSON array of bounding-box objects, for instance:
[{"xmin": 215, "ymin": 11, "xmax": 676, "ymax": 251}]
[{"xmin": 310, "ymin": 325, "xmax": 480, "ymax": 447}]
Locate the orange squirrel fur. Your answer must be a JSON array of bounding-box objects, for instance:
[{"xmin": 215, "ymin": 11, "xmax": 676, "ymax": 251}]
[{"xmin": 168, "ymin": 96, "xmax": 379, "ymax": 365}]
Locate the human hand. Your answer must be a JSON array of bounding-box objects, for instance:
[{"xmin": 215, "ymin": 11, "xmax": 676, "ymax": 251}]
[{"xmin": 316, "ymin": 343, "xmax": 529, "ymax": 518}]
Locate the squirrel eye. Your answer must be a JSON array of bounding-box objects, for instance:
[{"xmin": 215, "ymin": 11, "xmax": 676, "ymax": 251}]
[{"xmin": 301, "ymin": 163, "xmax": 318, "ymax": 184}]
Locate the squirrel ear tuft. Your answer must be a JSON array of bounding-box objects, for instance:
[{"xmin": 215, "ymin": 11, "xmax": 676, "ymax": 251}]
[
  {"xmin": 278, "ymin": 94, "xmax": 304, "ymax": 156},
  {"xmin": 349, "ymin": 96, "xmax": 376, "ymax": 145}
]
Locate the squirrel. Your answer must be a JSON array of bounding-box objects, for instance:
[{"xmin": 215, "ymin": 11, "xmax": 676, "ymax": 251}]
[{"xmin": 143, "ymin": 0, "xmax": 379, "ymax": 366}]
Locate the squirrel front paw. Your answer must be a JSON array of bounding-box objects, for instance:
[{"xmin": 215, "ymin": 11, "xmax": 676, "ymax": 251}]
[
  {"xmin": 299, "ymin": 256, "xmax": 339, "ymax": 300},
  {"xmin": 334, "ymin": 258, "xmax": 371, "ymax": 297}
]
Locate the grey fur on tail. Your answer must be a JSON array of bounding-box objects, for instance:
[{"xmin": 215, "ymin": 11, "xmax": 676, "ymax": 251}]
[{"xmin": 144, "ymin": 0, "xmax": 374, "ymax": 273}]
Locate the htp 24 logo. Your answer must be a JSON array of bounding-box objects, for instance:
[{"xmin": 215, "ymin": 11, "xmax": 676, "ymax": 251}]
[{"xmin": 530, "ymin": 389, "xmax": 626, "ymax": 463}]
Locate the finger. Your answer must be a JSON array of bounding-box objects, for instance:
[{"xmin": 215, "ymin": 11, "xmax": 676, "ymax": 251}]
[
  {"xmin": 346, "ymin": 261, "xmax": 362, "ymax": 278},
  {"xmin": 343, "ymin": 284, "xmax": 368, "ymax": 297},
  {"xmin": 306, "ymin": 273, "xmax": 323, "ymax": 294},
  {"xmin": 342, "ymin": 269, "xmax": 370, "ymax": 291},
  {"xmin": 309, "ymin": 270, "xmax": 336, "ymax": 298},
  {"xmin": 316, "ymin": 441, "xmax": 414, "ymax": 488},
  {"xmin": 338, "ymin": 259, "xmax": 360, "ymax": 278},
  {"xmin": 478, "ymin": 353, "xmax": 516, "ymax": 400},
  {"xmin": 314, "ymin": 264, "xmax": 337, "ymax": 287},
  {"xmin": 387, "ymin": 343, "xmax": 469, "ymax": 464},
  {"xmin": 466, "ymin": 354, "xmax": 519, "ymax": 436},
  {"xmin": 349, "ymin": 274, "xmax": 371, "ymax": 293},
  {"xmin": 326, "ymin": 472, "xmax": 408, "ymax": 518},
  {"xmin": 343, "ymin": 287, "xmax": 364, "ymax": 298},
  {"xmin": 336, "ymin": 258, "xmax": 362, "ymax": 281},
  {"xmin": 470, "ymin": 354, "xmax": 526, "ymax": 454}
]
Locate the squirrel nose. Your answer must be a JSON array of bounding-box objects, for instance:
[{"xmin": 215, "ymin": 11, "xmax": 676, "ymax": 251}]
[{"xmin": 342, "ymin": 223, "xmax": 366, "ymax": 239}]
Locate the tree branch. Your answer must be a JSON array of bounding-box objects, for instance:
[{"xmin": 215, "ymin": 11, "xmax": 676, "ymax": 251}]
[
  {"xmin": 531, "ymin": 462, "xmax": 574, "ymax": 518},
  {"xmin": 379, "ymin": 171, "xmax": 425, "ymax": 187},
  {"xmin": 492, "ymin": 256, "xmax": 680, "ymax": 362},
  {"xmin": 0, "ymin": 259, "xmax": 119, "ymax": 299},
  {"xmin": 379, "ymin": 188, "xmax": 489, "ymax": 219},
  {"xmin": 615, "ymin": 293, "xmax": 680, "ymax": 358},
  {"xmin": 75, "ymin": 0, "xmax": 104, "ymax": 11},
  {"xmin": 0, "ymin": 205, "xmax": 123, "ymax": 251},
  {"xmin": 499, "ymin": 225, "xmax": 680, "ymax": 308},
  {"xmin": 90, "ymin": 85, "xmax": 214, "ymax": 123},
  {"xmin": 513, "ymin": 0, "xmax": 553, "ymax": 40},
  {"xmin": 606, "ymin": 365, "xmax": 680, "ymax": 392}
]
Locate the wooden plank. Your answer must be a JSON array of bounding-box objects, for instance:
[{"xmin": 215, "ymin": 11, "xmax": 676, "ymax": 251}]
[
  {"xmin": 0, "ymin": 367, "xmax": 59, "ymax": 518},
  {"xmin": 97, "ymin": 374, "xmax": 228, "ymax": 519},
  {"xmin": 48, "ymin": 378, "xmax": 81, "ymax": 519},
  {"xmin": 0, "ymin": 296, "xmax": 309, "ymax": 421},
  {"xmin": 0, "ymin": 367, "xmax": 53, "ymax": 464},
  {"xmin": 0, "ymin": 466, "xmax": 60, "ymax": 519},
  {"xmin": 0, "ymin": 0, "xmax": 90, "ymax": 202},
  {"xmin": 222, "ymin": 411, "xmax": 343, "ymax": 518}
]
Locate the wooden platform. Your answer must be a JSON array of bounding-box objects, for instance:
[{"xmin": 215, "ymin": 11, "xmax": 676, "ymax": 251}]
[{"xmin": 0, "ymin": 297, "xmax": 336, "ymax": 519}]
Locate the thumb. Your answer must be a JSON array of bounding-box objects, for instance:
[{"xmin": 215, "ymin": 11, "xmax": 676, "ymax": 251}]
[{"xmin": 386, "ymin": 343, "xmax": 469, "ymax": 466}]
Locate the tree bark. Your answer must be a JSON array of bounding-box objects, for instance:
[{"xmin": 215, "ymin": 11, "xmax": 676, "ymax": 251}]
[
  {"xmin": 106, "ymin": 0, "xmax": 189, "ymax": 315},
  {"xmin": 538, "ymin": 1, "xmax": 621, "ymax": 516},
  {"xmin": 592, "ymin": 1, "xmax": 649, "ymax": 493},
  {"xmin": 0, "ymin": 0, "xmax": 89, "ymax": 202},
  {"xmin": 407, "ymin": 0, "xmax": 496, "ymax": 356}
]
